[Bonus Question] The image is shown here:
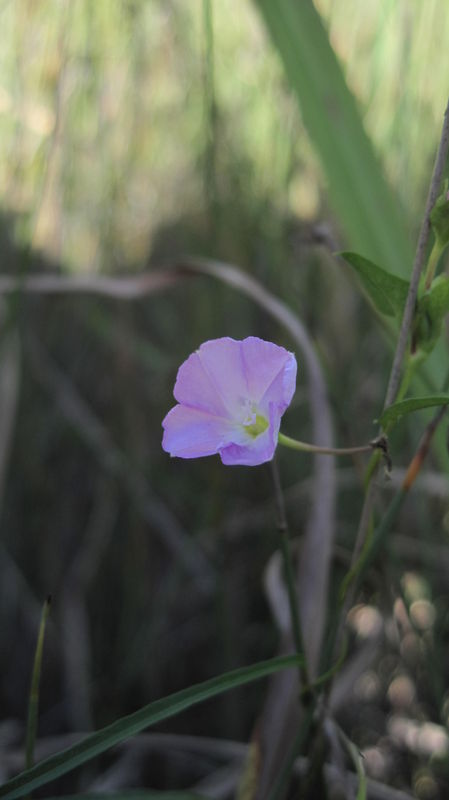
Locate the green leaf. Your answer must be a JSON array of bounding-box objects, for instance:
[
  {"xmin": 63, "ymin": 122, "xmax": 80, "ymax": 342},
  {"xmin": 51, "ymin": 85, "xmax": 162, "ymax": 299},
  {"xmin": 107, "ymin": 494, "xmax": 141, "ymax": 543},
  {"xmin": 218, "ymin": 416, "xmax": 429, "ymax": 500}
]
[
  {"xmin": 379, "ymin": 395, "xmax": 449, "ymax": 427},
  {"xmin": 0, "ymin": 655, "xmax": 301, "ymax": 800},
  {"xmin": 254, "ymin": 0, "xmax": 413, "ymax": 278},
  {"xmin": 340, "ymin": 252, "xmax": 409, "ymax": 317}
]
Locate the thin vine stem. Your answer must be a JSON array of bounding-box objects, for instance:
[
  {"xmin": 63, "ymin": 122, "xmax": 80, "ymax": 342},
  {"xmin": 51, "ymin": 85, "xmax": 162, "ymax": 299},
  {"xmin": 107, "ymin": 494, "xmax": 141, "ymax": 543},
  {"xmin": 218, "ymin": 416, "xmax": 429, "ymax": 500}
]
[
  {"xmin": 25, "ymin": 596, "xmax": 52, "ymax": 772},
  {"xmin": 384, "ymin": 95, "xmax": 449, "ymax": 410},
  {"xmin": 332, "ymin": 97, "xmax": 449, "ymax": 665},
  {"xmin": 278, "ymin": 432, "xmax": 380, "ymax": 458},
  {"xmin": 270, "ymin": 459, "xmax": 311, "ymax": 691}
]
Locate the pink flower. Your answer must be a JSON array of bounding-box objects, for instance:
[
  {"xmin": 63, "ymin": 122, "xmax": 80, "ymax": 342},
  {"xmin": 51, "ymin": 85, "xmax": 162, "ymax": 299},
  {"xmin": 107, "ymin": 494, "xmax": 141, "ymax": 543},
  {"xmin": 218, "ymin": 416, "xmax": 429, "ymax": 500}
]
[{"xmin": 162, "ymin": 336, "xmax": 297, "ymax": 466}]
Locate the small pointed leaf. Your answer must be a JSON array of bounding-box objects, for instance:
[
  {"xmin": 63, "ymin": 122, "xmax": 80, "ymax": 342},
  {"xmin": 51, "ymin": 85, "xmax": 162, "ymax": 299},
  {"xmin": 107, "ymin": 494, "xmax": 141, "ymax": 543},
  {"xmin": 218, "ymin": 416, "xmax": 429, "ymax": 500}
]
[
  {"xmin": 379, "ymin": 395, "xmax": 449, "ymax": 427},
  {"xmin": 340, "ymin": 251, "xmax": 409, "ymax": 318}
]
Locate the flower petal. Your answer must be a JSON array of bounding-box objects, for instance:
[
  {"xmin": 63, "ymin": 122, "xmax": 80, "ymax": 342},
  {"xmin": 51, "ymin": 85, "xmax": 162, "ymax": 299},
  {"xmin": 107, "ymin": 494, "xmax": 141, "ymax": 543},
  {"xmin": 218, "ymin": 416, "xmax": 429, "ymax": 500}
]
[
  {"xmin": 258, "ymin": 351, "xmax": 297, "ymax": 416},
  {"xmin": 173, "ymin": 350, "xmax": 230, "ymax": 417},
  {"xmin": 241, "ymin": 337, "xmax": 297, "ymax": 405},
  {"xmin": 195, "ymin": 337, "xmax": 249, "ymax": 420},
  {"xmin": 162, "ymin": 336, "xmax": 298, "ymax": 466},
  {"xmin": 162, "ymin": 404, "xmax": 245, "ymax": 459},
  {"xmin": 220, "ymin": 403, "xmax": 280, "ymax": 466}
]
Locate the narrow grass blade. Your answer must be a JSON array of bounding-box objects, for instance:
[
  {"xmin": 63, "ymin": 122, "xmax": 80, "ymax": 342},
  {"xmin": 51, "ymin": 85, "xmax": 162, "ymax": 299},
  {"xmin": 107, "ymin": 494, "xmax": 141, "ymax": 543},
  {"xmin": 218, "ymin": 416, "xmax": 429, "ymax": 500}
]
[
  {"xmin": 0, "ymin": 655, "xmax": 301, "ymax": 799},
  {"xmin": 25, "ymin": 595, "xmax": 52, "ymax": 771},
  {"xmin": 254, "ymin": 0, "xmax": 413, "ymax": 277},
  {"xmin": 337, "ymin": 727, "xmax": 367, "ymax": 800}
]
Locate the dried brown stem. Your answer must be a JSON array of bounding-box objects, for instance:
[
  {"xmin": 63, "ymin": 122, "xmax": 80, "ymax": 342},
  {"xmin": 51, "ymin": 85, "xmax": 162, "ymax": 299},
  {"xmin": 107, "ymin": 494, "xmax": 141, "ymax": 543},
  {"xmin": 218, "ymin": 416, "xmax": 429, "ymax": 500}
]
[{"xmin": 402, "ymin": 403, "xmax": 448, "ymax": 492}]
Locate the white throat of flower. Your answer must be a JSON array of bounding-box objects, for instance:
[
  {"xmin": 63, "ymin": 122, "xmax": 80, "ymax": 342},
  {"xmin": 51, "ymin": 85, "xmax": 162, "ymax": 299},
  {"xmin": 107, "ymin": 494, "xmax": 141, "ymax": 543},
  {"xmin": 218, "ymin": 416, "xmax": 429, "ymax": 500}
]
[{"xmin": 239, "ymin": 398, "xmax": 269, "ymax": 438}]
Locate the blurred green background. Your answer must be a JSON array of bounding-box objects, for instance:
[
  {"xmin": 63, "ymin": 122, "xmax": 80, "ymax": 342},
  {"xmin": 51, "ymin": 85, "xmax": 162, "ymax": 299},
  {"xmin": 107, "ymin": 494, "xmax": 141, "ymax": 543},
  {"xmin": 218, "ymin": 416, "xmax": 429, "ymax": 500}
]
[
  {"xmin": 1, "ymin": 0, "xmax": 448, "ymax": 271},
  {"xmin": 1, "ymin": 1, "xmax": 449, "ymax": 797}
]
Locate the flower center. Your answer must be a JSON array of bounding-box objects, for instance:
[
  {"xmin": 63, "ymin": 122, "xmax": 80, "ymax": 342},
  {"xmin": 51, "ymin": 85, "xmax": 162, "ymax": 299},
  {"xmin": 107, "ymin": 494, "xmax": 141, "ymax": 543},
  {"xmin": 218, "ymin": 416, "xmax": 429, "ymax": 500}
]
[{"xmin": 244, "ymin": 413, "xmax": 269, "ymax": 438}]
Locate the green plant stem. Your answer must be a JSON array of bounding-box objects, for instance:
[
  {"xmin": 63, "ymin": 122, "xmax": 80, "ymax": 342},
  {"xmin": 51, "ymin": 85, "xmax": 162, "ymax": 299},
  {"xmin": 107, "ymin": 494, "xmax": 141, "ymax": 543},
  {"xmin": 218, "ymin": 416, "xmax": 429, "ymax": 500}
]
[
  {"xmin": 339, "ymin": 489, "xmax": 405, "ymax": 603},
  {"xmin": 384, "ymin": 95, "xmax": 449, "ymax": 410},
  {"xmin": 278, "ymin": 433, "xmax": 373, "ymax": 457},
  {"xmin": 280, "ymin": 531, "xmax": 305, "ymax": 660},
  {"xmin": 363, "ymin": 351, "xmax": 425, "ymax": 488},
  {"xmin": 341, "ymin": 400, "xmax": 448, "ymax": 603},
  {"xmin": 363, "ymin": 361, "xmax": 419, "ymax": 487},
  {"xmin": 25, "ymin": 596, "xmax": 51, "ymax": 771},
  {"xmin": 266, "ymin": 705, "xmax": 315, "ymax": 800},
  {"xmin": 336, "ymin": 725, "xmax": 367, "ymax": 800},
  {"xmin": 393, "ymin": 353, "xmax": 424, "ymax": 403},
  {"xmin": 270, "ymin": 460, "xmax": 310, "ymax": 689},
  {"xmin": 424, "ymin": 239, "xmax": 445, "ymax": 290}
]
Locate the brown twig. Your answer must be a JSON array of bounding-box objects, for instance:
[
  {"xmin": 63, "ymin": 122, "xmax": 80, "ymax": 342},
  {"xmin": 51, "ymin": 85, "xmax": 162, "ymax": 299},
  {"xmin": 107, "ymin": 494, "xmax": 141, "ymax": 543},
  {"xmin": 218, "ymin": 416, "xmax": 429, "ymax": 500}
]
[{"xmin": 401, "ymin": 403, "xmax": 448, "ymax": 491}]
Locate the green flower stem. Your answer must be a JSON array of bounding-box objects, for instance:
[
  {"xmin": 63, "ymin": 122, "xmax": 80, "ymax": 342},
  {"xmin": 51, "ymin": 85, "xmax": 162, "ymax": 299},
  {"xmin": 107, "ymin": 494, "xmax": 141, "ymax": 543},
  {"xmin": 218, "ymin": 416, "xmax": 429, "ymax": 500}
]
[
  {"xmin": 342, "ymin": 399, "xmax": 448, "ymax": 603},
  {"xmin": 270, "ymin": 461, "xmax": 310, "ymax": 691},
  {"xmin": 279, "ymin": 529, "xmax": 308, "ymax": 674},
  {"xmin": 393, "ymin": 353, "xmax": 424, "ymax": 403},
  {"xmin": 25, "ymin": 596, "xmax": 51, "ymax": 772},
  {"xmin": 339, "ymin": 489, "xmax": 405, "ymax": 603},
  {"xmin": 363, "ymin": 354, "xmax": 423, "ymax": 487},
  {"xmin": 363, "ymin": 358, "xmax": 418, "ymax": 487},
  {"xmin": 266, "ymin": 705, "xmax": 315, "ymax": 800},
  {"xmin": 424, "ymin": 239, "xmax": 445, "ymax": 290},
  {"xmin": 278, "ymin": 432, "xmax": 373, "ymax": 457}
]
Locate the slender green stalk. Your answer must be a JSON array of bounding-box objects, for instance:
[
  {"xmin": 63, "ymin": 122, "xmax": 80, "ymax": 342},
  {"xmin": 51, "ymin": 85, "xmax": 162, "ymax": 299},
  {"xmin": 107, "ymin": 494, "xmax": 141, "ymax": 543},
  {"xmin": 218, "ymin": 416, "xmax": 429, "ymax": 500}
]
[
  {"xmin": 393, "ymin": 353, "xmax": 425, "ymax": 404},
  {"xmin": 339, "ymin": 489, "xmax": 406, "ymax": 603},
  {"xmin": 279, "ymin": 531, "xmax": 304, "ymax": 662},
  {"xmin": 25, "ymin": 596, "xmax": 52, "ymax": 771},
  {"xmin": 424, "ymin": 239, "xmax": 445, "ymax": 290},
  {"xmin": 341, "ymin": 401, "xmax": 448, "ymax": 603},
  {"xmin": 363, "ymin": 352, "xmax": 423, "ymax": 487},
  {"xmin": 270, "ymin": 460, "xmax": 309, "ymax": 688},
  {"xmin": 266, "ymin": 705, "xmax": 315, "ymax": 800},
  {"xmin": 384, "ymin": 95, "xmax": 449, "ymax": 410},
  {"xmin": 278, "ymin": 432, "xmax": 373, "ymax": 457},
  {"xmin": 337, "ymin": 726, "xmax": 367, "ymax": 800}
]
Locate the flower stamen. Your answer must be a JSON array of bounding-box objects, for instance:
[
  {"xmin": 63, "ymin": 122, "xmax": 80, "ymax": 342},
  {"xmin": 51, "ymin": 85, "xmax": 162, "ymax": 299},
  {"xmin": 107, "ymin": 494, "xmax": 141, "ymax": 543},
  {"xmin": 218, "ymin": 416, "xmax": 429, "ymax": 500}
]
[{"xmin": 244, "ymin": 413, "xmax": 269, "ymax": 438}]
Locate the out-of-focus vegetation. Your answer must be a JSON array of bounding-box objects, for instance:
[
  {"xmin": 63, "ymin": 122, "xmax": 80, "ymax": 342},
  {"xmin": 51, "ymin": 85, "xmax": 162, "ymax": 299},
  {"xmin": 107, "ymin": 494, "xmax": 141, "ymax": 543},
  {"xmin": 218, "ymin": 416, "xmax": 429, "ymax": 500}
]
[
  {"xmin": 1, "ymin": 0, "xmax": 449, "ymax": 270},
  {"xmin": 1, "ymin": 1, "xmax": 449, "ymax": 798}
]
